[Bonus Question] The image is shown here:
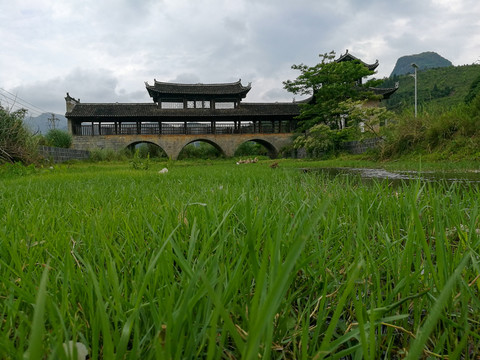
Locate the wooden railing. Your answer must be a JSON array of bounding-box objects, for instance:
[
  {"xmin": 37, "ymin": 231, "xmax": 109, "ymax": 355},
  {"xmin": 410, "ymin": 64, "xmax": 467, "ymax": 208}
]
[{"xmin": 73, "ymin": 121, "xmax": 294, "ymax": 136}]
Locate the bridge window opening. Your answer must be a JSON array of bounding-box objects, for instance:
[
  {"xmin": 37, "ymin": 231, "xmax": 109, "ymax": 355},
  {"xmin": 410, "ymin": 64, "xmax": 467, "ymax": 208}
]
[
  {"xmin": 187, "ymin": 101, "xmax": 195, "ymax": 109},
  {"xmin": 234, "ymin": 141, "xmax": 269, "ymax": 157},
  {"xmin": 161, "ymin": 102, "xmax": 184, "ymax": 109},
  {"xmin": 215, "ymin": 102, "xmax": 235, "ymax": 109}
]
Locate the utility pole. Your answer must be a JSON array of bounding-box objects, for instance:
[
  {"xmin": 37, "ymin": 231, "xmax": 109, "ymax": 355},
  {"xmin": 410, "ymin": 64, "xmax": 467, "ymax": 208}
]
[
  {"xmin": 47, "ymin": 113, "xmax": 59, "ymax": 129},
  {"xmin": 411, "ymin": 63, "xmax": 419, "ymax": 117}
]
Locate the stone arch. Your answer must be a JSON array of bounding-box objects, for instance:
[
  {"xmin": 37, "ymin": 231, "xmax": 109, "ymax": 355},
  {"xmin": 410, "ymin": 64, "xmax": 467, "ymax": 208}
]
[
  {"xmin": 175, "ymin": 138, "xmax": 226, "ymax": 160},
  {"xmin": 125, "ymin": 140, "xmax": 168, "ymax": 158},
  {"xmin": 236, "ymin": 138, "xmax": 279, "ymax": 158}
]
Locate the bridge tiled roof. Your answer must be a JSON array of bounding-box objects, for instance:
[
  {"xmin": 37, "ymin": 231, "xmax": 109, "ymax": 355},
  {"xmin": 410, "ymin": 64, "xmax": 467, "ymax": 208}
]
[
  {"xmin": 370, "ymin": 87, "xmax": 398, "ymax": 99},
  {"xmin": 66, "ymin": 102, "xmax": 300, "ymax": 120},
  {"xmin": 145, "ymin": 79, "xmax": 252, "ymax": 99}
]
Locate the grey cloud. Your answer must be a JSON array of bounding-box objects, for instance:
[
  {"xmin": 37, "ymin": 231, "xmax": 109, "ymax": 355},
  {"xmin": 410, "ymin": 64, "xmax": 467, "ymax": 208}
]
[
  {"xmin": 262, "ymin": 87, "xmax": 294, "ymax": 102},
  {"xmin": 10, "ymin": 68, "xmax": 151, "ymax": 114},
  {"xmin": 169, "ymin": 73, "xmax": 202, "ymax": 83},
  {"xmin": 2, "ymin": 0, "xmax": 480, "ymax": 114}
]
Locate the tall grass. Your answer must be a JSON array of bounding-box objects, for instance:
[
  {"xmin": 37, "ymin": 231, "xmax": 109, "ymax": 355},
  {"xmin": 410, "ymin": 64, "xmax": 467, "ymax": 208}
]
[
  {"xmin": 0, "ymin": 162, "xmax": 479, "ymax": 358},
  {"xmin": 0, "ymin": 106, "xmax": 39, "ymax": 164},
  {"xmin": 380, "ymin": 93, "xmax": 480, "ymax": 160}
]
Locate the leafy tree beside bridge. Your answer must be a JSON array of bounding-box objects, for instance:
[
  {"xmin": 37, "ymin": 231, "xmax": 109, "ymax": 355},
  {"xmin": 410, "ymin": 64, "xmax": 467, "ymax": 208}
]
[
  {"xmin": 283, "ymin": 51, "xmax": 382, "ymax": 131},
  {"xmin": 283, "ymin": 51, "xmax": 391, "ymax": 156}
]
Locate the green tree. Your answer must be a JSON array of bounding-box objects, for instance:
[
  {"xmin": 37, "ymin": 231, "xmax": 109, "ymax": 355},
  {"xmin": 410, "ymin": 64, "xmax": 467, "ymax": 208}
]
[
  {"xmin": 293, "ymin": 124, "xmax": 336, "ymax": 156},
  {"xmin": 465, "ymin": 73, "xmax": 480, "ymax": 104},
  {"xmin": 338, "ymin": 99, "xmax": 396, "ymax": 137},
  {"xmin": 283, "ymin": 51, "xmax": 380, "ymax": 130}
]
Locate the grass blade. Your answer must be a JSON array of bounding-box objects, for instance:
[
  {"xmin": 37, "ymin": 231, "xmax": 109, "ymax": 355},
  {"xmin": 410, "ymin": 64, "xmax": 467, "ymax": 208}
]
[
  {"xmin": 406, "ymin": 254, "xmax": 470, "ymax": 359},
  {"xmin": 24, "ymin": 263, "xmax": 49, "ymax": 360}
]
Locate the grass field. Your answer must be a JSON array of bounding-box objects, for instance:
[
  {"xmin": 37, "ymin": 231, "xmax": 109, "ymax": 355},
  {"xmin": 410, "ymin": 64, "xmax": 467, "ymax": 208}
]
[{"xmin": 1, "ymin": 159, "xmax": 479, "ymax": 359}]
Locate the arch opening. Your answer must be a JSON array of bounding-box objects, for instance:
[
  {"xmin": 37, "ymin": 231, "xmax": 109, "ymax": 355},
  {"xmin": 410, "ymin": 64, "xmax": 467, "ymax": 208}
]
[
  {"xmin": 126, "ymin": 141, "xmax": 168, "ymax": 159},
  {"xmin": 234, "ymin": 140, "xmax": 272, "ymax": 157},
  {"xmin": 178, "ymin": 139, "xmax": 225, "ymax": 160},
  {"xmin": 235, "ymin": 139, "xmax": 278, "ymax": 159}
]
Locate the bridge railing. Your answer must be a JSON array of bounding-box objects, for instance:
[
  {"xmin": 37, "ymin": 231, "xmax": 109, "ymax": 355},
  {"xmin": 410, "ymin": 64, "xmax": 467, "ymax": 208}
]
[{"xmin": 74, "ymin": 121, "xmax": 294, "ymax": 136}]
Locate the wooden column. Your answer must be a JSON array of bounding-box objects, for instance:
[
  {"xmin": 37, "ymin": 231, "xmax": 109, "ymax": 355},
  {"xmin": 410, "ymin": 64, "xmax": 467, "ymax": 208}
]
[{"xmin": 91, "ymin": 121, "xmax": 94, "ymax": 136}]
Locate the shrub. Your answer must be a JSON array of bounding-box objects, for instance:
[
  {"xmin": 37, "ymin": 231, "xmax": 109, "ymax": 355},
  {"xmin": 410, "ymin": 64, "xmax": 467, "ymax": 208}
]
[
  {"xmin": 293, "ymin": 124, "xmax": 354, "ymax": 157},
  {"xmin": 0, "ymin": 106, "xmax": 38, "ymax": 164},
  {"xmin": 45, "ymin": 129, "xmax": 72, "ymax": 148},
  {"xmin": 130, "ymin": 148, "xmax": 150, "ymax": 170}
]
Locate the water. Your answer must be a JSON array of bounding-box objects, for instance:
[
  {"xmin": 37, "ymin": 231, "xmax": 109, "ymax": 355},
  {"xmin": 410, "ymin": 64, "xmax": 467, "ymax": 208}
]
[{"xmin": 303, "ymin": 167, "xmax": 480, "ymax": 186}]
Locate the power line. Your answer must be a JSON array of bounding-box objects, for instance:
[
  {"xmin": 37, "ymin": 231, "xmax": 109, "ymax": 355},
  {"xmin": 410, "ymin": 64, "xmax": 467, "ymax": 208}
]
[
  {"xmin": 0, "ymin": 87, "xmax": 50, "ymax": 114},
  {"xmin": 0, "ymin": 87, "xmax": 60, "ymax": 119},
  {"xmin": 0, "ymin": 93, "xmax": 43, "ymax": 117},
  {"xmin": 0, "ymin": 95, "xmax": 42, "ymax": 116},
  {"xmin": 0, "ymin": 95, "xmax": 43, "ymax": 117}
]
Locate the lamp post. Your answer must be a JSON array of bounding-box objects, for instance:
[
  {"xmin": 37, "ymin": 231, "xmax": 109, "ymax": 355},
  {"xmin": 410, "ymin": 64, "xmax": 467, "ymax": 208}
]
[{"xmin": 411, "ymin": 63, "xmax": 418, "ymax": 117}]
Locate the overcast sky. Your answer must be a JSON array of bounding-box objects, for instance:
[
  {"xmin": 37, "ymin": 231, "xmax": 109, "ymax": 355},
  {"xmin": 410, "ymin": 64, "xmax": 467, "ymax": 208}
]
[{"xmin": 1, "ymin": 0, "xmax": 479, "ymax": 116}]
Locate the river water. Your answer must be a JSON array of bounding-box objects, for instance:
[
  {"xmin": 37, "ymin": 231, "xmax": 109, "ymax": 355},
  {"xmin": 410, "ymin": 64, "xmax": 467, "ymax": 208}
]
[{"xmin": 303, "ymin": 167, "xmax": 480, "ymax": 186}]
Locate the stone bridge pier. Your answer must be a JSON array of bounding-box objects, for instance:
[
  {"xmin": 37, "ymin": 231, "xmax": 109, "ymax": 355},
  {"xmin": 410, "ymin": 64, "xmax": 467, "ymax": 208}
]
[{"xmin": 72, "ymin": 133, "xmax": 293, "ymax": 160}]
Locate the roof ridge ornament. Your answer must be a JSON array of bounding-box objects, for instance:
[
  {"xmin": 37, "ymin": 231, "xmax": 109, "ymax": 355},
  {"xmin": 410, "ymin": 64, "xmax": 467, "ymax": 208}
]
[{"xmin": 65, "ymin": 92, "xmax": 80, "ymax": 103}]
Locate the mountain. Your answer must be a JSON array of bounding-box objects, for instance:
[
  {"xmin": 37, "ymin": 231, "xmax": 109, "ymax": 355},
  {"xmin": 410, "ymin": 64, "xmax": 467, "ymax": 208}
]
[
  {"xmin": 381, "ymin": 63, "xmax": 480, "ymax": 111},
  {"xmin": 390, "ymin": 51, "xmax": 453, "ymax": 77},
  {"xmin": 24, "ymin": 113, "xmax": 68, "ymax": 134}
]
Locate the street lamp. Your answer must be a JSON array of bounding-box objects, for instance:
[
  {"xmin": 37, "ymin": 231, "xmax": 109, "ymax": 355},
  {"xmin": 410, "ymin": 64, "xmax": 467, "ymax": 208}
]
[{"xmin": 411, "ymin": 63, "xmax": 419, "ymax": 117}]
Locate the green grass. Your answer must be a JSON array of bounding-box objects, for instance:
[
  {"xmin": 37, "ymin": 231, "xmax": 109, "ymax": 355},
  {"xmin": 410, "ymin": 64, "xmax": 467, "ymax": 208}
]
[{"xmin": 1, "ymin": 160, "xmax": 479, "ymax": 358}]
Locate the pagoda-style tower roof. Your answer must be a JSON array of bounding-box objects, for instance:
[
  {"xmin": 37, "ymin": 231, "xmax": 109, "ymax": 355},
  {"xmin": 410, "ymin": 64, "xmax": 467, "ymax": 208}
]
[
  {"xmin": 370, "ymin": 85, "xmax": 399, "ymax": 99},
  {"xmin": 145, "ymin": 79, "xmax": 251, "ymax": 103},
  {"xmin": 336, "ymin": 50, "xmax": 379, "ymax": 71}
]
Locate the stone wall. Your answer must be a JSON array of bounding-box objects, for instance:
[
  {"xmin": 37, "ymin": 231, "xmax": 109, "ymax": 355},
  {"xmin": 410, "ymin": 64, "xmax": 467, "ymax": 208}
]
[
  {"xmin": 38, "ymin": 146, "xmax": 90, "ymax": 163},
  {"xmin": 71, "ymin": 133, "xmax": 293, "ymax": 159},
  {"xmin": 342, "ymin": 137, "xmax": 383, "ymax": 154}
]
